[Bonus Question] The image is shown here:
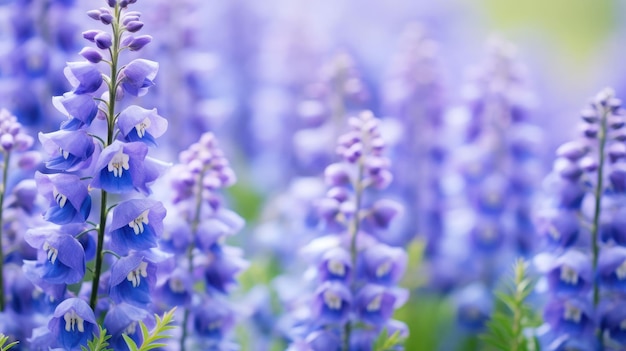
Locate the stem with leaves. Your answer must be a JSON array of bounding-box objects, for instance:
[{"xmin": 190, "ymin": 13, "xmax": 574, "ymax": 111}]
[
  {"xmin": 90, "ymin": 3, "xmax": 122, "ymax": 310},
  {"xmin": 480, "ymin": 259, "xmax": 540, "ymax": 351},
  {"xmin": 179, "ymin": 165, "xmax": 207, "ymax": 351}
]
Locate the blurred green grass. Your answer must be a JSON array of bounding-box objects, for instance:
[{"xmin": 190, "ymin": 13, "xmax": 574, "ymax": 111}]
[{"xmin": 480, "ymin": 0, "xmax": 615, "ymax": 59}]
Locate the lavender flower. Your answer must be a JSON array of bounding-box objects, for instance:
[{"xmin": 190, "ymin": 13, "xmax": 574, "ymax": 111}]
[
  {"xmin": 535, "ymin": 88, "xmax": 626, "ymax": 349},
  {"xmin": 48, "ymin": 298, "xmax": 97, "ymax": 351},
  {"xmin": 285, "ymin": 111, "xmax": 408, "ymax": 351},
  {"xmin": 382, "ymin": 23, "xmax": 446, "ymax": 248},
  {"xmin": 158, "ymin": 132, "xmax": 246, "ymax": 351},
  {"xmin": 21, "ymin": 1, "xmax": 169, "ymax": 349},
  {"xmin": 0, "ymin": 109, "xmax": 35, "ymax": 317}
]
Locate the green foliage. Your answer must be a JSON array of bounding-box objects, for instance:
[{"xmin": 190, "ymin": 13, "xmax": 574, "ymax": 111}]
[
  {"xmin": 81, "ymin": 325, "xmax": 113, "ymax": 351},
  {"xmin": 123, "ymin": 307, "xmax": 177, "ymax": 351},
  {"xmin": 480, "ymin": 258, "xmax": 542, "ymax": 351},
  {"xmin": 373, "ymin": 329, "xmax": 405, "ymax": 351},
  {"xmin": 0, "ymin": 334, "xmax": 18, "ymax": 351}
]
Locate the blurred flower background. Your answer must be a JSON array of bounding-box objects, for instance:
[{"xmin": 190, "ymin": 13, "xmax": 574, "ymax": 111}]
[{"xmin": 0, "ymin": 0, "xmax": 624, "ymax": 350}]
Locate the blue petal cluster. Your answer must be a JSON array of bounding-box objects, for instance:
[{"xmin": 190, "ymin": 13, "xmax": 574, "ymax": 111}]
[
  {"xmin": 158, "ymin": 132, "xmax": 246, "ymax": 350},
  {"xmin": 284, "ymin": 111, "xmax": 409, "ymax": 351}
]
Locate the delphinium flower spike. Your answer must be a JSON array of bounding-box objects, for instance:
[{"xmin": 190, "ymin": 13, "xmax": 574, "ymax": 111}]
[
  {"xmin": 284, "ymin": 111, "xmax": 408, "ymax": 351},
  {"xmin": 0, "ymin": 109, "xmax": 38, "ymax": 344},
  {"xmin": 0, "ymin": 109, "xmax": 34, "ymax": 310},
  {"xmin": 534, "ymin": 88, "xmax": 626, "ymax": 350},
  {"xmin": 157, "ymin": 132, "xmax": 246, "ymax": 351},
  {"xmin": 381, "ymin": 23, "xmax": 445, "ymax": 248},
  {"xmin": 22, "ymin": 1, "xmax": 169, "ymax": 349},
  {"xmin": 440, "ymin": 38, "xmax": 544, "ymax": 339},
  {"xmin": 244, "ymin": 51, "xmax": 372, "ymax": 347}
]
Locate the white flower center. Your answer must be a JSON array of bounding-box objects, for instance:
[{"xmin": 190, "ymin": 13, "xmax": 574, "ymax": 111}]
[
  {"xmin": 108, "ymin": 149, "xmax": 130, "ymax": 178},
  {"xmin": 560, "ymin": 265, "xmax": 579, "ymax": 285},
  {"xmin": 208, "ymin": 320, "xmax": 222, "ymax": 331},
  {"xmin": 168, "ymin": 277, "xmax": 185, "ymax": 293},
  {"xmin": 480, "ymin": 226, "xmax": 497, "ymax": 241},
  {"xmin": 135, "ymin": 118, "xmax": 151, "ymax": 138},
  {"xmin": 548, "ymin": 225, "xmax": 560, "ymax": 240},
  {"xmin": 616, "ymin": 260, "xmax": 626, "ymax": 280},
  {"xmin": 63, "ymin": 310, "xmax": 85, "ymax": 332},
  {"xmin": 59, "ymin": 147, "xmax": 70, "ymax": 159},
  {"xmin": 126, "ymin": 261, "xmax": 148, "ymax": 288},
  {"xmin": 327, "ymin": 259, "xmax": 345, "ymax": 276},
  {"xmin": 53, "ymin": 187, "xmax": 67, "ymax": 208},
  {"xmin": 124, "ymin": 321, "xmax": 137, "ymax": 335},
  {"xmin": 376, "ymin": 261, "xmax": 392, "ymax": 278},
  {"xmin": 323, "ymin": 290, "xmax": 342, "ymax": 310},
  {"xmin": 367, "ymin": 294, "xmax": 382, "ymax": 312},
  {"xmin": 129, "ymin": 210, "xmax": 150, "ymax": 235},
  {"xmin": 563, "ymin": 303, "xmax": 582, "ymax": 323},
  {"xmin": 43, "ymin": 242, "xmax": 58, "ymax": 264}
]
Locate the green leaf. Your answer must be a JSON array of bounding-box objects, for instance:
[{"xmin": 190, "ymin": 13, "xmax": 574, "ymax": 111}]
[
  {"xmin": 373, "ymin": 329, "xmax": 405, "ymax": 351},
  {"xmin": 81, "ymin": 325, "xmax": 113, "ymax": 351},
  {"xmin": 124, "ymin": 307, "xmax": 177, "ymax": 351},
  {"xmin": 0, "ymin": 334, "xmax": 19, "ymax": 351},
  {"xmin": 479, "ymin": 258, "xmax": 542, "ymax": 351},
  {"xmin": 122, "ymin": 334, "xmax": 139, "ymax": 351}
]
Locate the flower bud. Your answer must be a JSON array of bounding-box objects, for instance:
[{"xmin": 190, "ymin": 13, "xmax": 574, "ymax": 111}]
[{"xmin": 79, "ymin": 47, "xmax": 103, "ymax": 63}]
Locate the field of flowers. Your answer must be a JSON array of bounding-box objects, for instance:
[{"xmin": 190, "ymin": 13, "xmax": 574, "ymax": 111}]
[{"xmin": 0, "ymin": 0, "xmax": 623, "ymax": 350}]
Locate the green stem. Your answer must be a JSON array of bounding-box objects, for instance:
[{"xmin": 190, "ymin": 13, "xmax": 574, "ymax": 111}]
[
  {"xmin": 590, "ymin": 103, "xmax": 609, "ymax": 350},
  {"xmin": 511, "ymin": 261, "xmax": 525, "ymax": 351},
  {"xmin": 180, "ymin": 166, "xmax": 208, "ymax": 351},
  {"xmin": 0, "ymin": 151, "xmax": 10, "ymax": 311},
  {"xmin": 343, "ymin": 151, "xmax": 365, "ymax": 351},
  {"xmin": 591, "ymin": 104, "xmax": 609, "ymax": 309},
  {"xmin": 90, "ymin": 3, "xmax": 121, "ymax": 311}
]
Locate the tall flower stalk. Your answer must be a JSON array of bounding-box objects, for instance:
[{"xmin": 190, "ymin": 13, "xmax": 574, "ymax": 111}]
[
  {"xmin": 158, "ymin": 132, "xmax": 246, "ymax": 351},
  {"xmin": 534, "ymin": 88, "xmax": 626, "ymax": 350},
  {"xmin": 285, "ymin": 111, "xmax": 408, "ymax": 351},
  {"xmin": 0, "ymin": 109, "xmax": 34, "ymax": 312},
  {"xmin": 23, "ymin": 1, "xmax": 168, "ymax": 349}
]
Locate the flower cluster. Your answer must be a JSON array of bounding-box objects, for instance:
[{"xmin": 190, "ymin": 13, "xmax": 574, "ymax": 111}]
[
  {"xmin": 20, "ymin": 1, "xmax": 169, "ymax": 349},
  {"xmin": 382, "ymin": 23, "xmax": 445, "ymax": 248},
  {"xmin": 0, "ymin": 0, "xmax": 80, "ymax": 129},
  {"xmin": 435, "ymin": 38, "xmax": 544, "ymax": 336},
  {"xmin": 285, "ymin": 111, "xmax": 408, "ymax": 351},
  {"xmin": 535, "ymin": 88, "xmax": 626, "ymax": 350},
  {"xmin": 0, "ymin": 108, "xmax": 40, "ymax": 343},
  {"xmin": 290, "ymin": 52, "xmax": 370, "ymax": 178},
  {"xmin": 159, "ymin": 132, "xmax": 246, "ymax": 350}
]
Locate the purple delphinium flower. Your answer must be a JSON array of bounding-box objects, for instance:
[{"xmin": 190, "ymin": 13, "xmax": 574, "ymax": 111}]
[
  {"xmin": 109, "ymin": 253, "xmax": 157, "ymax": 308},
  {"xmin": 534, "ymin": 88, "xmax": 626, "ymax": 349},
  {"xmin": 427, "ymin": 38, "xmax": 545, "ymax": 338},
  {"xmin": 91, "ymin": 140, "xmax": 155, "ymax": 194},
  {"xmin": 285, "ymin": 111, "xmax": 409, "ymax": 350},
  {"xmin": 23, "ymin": 227, "xmax": 86, "ymax": 285},
  {"xmin": 21, "ymin": 1, "xmax": 169, "ymax": 349},
  {"xmin": 35, "ymin": 172, "xmax": 91, "ymax": 225},
  {"xmin": 158, "ymin": 132, "xmax": 246, "ymax": 350},
  {"xmin": 117, "ymin": 105, "xmax": 168, "ymax": 146},
  {"xmin": 0, "ymin": 109, "xmax": 36, "ymax": 322},
  {"xmin": 48, "ymin": 298, "xmax": 97, "ymax": 351},
  {"xmin": 107, "ymin": 199, "xmax": 166, "ymax": 255},
  {"xmin": 382, "ymin": 23, "xmax": 446, "ymax": 248},
  {"xmin": 103, "ymin": 303, "xmax": 149, "ymax": 351},
  {"xmin": 39, "ymin": 129, "xmax": 97, "ymax": 171}
]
